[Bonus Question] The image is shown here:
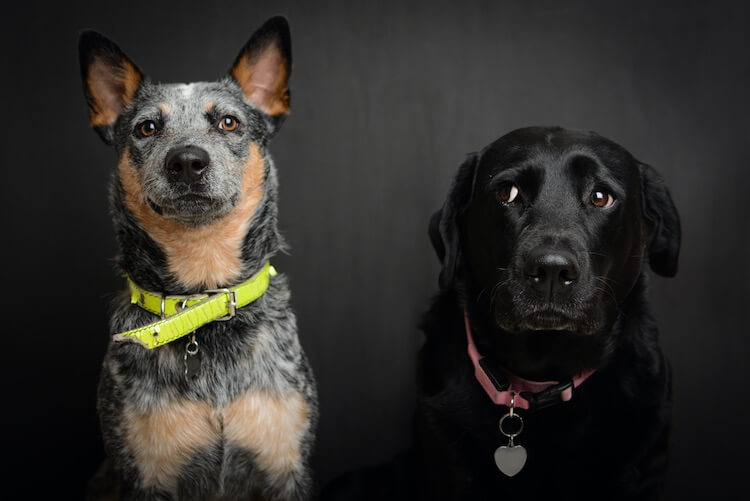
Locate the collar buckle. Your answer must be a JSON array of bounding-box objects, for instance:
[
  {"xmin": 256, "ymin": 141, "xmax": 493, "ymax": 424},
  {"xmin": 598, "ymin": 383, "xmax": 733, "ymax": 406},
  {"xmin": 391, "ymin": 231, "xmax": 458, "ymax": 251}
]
[
  {"xmin": 519, "ymin": 381, "xmax": 574, "ymax": 412},
  {"xmin": 204, "ymin": 288, "xmax": 237, "ymax": 321}
]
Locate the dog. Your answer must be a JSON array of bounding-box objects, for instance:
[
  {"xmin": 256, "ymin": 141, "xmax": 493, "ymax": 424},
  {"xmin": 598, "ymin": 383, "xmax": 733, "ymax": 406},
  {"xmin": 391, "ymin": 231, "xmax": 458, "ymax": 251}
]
[
  {"xmin": 80, "ymin": 17, "xmax": 317, "ymax": 500},
  {"xmin": 322, "ymin": 126, "xmax": 679, "ymax": 500}
]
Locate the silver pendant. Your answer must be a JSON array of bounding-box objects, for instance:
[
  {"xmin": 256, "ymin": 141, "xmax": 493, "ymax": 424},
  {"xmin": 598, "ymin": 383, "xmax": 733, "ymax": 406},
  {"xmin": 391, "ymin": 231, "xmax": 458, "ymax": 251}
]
[
  {"xmin": 183, "ymin": 333, "xmax": 200, "ymax": 380},
  {"xmin": 495, "ymin": 394, "xmax": 526, "ymax": 477},
  {"xmin": 494, "ymin": 441, "xmax": 527, "ymax": 477}
]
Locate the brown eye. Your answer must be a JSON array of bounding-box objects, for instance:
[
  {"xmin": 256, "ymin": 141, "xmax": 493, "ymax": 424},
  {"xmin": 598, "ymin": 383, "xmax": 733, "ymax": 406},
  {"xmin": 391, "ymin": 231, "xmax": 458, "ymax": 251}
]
[
  {"xmin": 497, "ymin": 184, "xmax": 519, "ymax": 203},
  {"xmin": 137, "ymin": 120, "xmax": 158, "ymax": 137},
  {"xmin": 591, "ymin": 189, "xmax": 615, "ymax": 208},
  {"xmin": 218, "ymin": 116, "xmax": 239, "ymax": 132}
]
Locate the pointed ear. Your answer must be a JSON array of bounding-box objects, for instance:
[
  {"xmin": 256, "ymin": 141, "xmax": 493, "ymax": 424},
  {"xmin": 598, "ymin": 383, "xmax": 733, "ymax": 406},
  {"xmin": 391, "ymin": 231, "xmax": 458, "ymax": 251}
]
[
  {"xmin": 79, "ymin": 30, "xmax": 143, "ymax": 144},
  {"xmin": 431, "ymin": 152, "xmax": 480, "ymax": 289},
  {"xmin": 640, "ymin": 163, "xmax": 681, "ymax": 277},
  {"xmin": 230, "ymin": 16, "xmax": 292, "ymax": 120}
]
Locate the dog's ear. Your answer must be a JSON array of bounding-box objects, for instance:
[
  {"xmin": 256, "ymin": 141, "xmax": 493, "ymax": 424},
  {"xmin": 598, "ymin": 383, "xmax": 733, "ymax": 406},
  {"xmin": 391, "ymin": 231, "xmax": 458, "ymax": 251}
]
[
  {"xmin": 431, "ymin": 152, "xmax": 480, "ymax": 289},
  {"xmin": 428, "ymin": 209, "xmax": 446, "ymax": 263},
  {"xmin": 230, "ymin": 16, "xmax": 292, "ymax": 124},
  {"xmin": 79, "ymin": 31, "xmax": 144, "ymax": 145},
  {"xmin": 640, "ymin": 163, "xmax": 681, "ymax": 277}
]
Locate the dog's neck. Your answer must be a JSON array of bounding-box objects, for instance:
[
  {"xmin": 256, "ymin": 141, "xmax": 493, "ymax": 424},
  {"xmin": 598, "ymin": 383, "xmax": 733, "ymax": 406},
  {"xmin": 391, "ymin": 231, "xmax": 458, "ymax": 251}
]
[
  {"xmin": 464, "ymin": 311, "xmax": 596, "ymax": 410},
  {"xmin": 110, "ymin": 157, "xmax": 285, "ymax": 295},
  {"xmin": 485, "ymin": 327, "xmax": 611, "ymax": 382},
  {"xmin": 459, "ymin": 279, "xmax": 639, "ymax": 382}
]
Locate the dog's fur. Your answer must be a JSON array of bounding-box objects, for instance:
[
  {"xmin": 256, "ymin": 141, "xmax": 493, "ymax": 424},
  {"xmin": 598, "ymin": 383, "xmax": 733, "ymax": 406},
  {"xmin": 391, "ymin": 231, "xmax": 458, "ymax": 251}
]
[
  {"xmin": 323, "ymin": 127, "xmax": 679, "ymax": 500},
  {"xmin": 80, "ymin": 17, "xmax": 317, "ymax": 501}
]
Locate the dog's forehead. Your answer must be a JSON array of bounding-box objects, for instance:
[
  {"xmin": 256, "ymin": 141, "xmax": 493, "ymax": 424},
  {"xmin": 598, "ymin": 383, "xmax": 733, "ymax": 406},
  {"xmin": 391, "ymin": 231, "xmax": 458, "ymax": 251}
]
[
  {"xmin": 479, "ymin": 127, "xmax": 636, "ymax": 179},
  {"xmin": 139, "ymin": 81, "xmax": 248, "ymax": 117}
]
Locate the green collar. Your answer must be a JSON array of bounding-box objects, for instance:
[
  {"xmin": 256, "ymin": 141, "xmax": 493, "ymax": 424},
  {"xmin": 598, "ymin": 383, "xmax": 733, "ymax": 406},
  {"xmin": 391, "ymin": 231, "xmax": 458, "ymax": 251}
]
[{"xmin": 113, "ymin": 262, "xmax": 277, "ymax": 349}]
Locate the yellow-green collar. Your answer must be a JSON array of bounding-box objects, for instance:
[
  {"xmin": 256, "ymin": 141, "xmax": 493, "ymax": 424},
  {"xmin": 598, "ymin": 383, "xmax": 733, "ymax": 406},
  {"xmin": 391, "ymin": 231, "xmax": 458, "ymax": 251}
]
[{"xmin": 113, "ymin": 262, "xmax": 277, "ymax": 349}]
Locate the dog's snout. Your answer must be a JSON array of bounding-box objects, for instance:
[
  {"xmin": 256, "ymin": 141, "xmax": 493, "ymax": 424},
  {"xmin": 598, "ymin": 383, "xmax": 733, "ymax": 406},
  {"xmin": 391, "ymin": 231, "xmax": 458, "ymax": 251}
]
[
  {"xmin": 165, "ymin": 146, "xmax": 210, "ymax": 183},
  {"xmin": 524, "ymin": 248, "xmax": 580, "ymax": 296}
]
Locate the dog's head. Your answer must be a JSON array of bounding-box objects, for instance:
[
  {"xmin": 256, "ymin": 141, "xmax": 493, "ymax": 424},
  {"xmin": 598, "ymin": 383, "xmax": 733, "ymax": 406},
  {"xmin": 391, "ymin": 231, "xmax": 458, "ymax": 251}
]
[
  {"xmin": 79, "ymin": 17, "xmax": 291, "ymax": 228},
  {"xmin": 431, "ymin": 127, "xmax": 680, "ymax": 372}
]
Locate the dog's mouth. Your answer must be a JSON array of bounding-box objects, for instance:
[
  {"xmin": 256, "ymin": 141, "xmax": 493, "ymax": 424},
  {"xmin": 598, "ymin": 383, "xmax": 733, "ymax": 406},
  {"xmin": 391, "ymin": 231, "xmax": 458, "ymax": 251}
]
[
  {"xmin": 519, "ymin": 312, "xmax": 578, "ymax": 333},
  {"xmin": 176, "ymin": 193, "xmax": 213, "ymax": 203},
  {"xmin": 148, "ymin": 193, "xmax": 212, "ymax": 208},
  {"xmin": 146, "ymin": 193, "xmax": 237, "ymax": 226},
  {"xmin": 496, "ymin": 309, "xmax": 596, "ymax": 336},
  {"xmin": 146, "ymin": 197, "xmax": 165, "ymax": 215}
]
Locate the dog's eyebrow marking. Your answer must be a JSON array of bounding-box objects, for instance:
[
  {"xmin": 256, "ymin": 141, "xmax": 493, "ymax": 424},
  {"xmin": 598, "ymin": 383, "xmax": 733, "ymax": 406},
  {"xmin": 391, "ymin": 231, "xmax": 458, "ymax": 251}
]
[
  {"xmin": 118, "ymin": 143, "xmax": 266, "ymax": 289},
  {"xmin": 203, "ymin": 100, "xmax": 216, "ymax": 113},
  {"xmin": 224, "ymin": 390, "xmax": 309, "ymax": 476},
  {"xmin": 123, "ymin": 399, "xmax": 221, "ymax": 490},
  {"xmin": 156, "ymin": 102, "xmax": 170, "ymax": 115}
]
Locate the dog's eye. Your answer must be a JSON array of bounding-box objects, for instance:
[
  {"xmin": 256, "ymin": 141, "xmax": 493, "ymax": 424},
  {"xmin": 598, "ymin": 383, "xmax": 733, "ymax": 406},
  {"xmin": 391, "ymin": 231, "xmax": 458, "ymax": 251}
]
[
  {"xmin": 497, "ymin": 184, "xmax": 519, "ymax": 204},
  {"xmin": 590, "ymin": 189, "xmax": 615, "ymax": 208},
  {"xmin": 137, "ymin": 120, "xmax": 159, "ymax": 138},
  {"xmin": 218, "ymin": 116, "xmax": 240, "ymax": 132}
]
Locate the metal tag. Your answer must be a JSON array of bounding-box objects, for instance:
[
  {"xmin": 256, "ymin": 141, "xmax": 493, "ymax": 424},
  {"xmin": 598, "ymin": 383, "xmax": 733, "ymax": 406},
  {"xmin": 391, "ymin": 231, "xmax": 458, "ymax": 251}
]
[
  {"xmin": 183, "ymin": 334, "xmax": 200, "ymax": 381},
  {"xmin": 494, "ymin": 444, "xmax": 527, "ymax": 477},
  {"xmin": 495, "ymin": 393, "xmax": 527, "ymax": 477}
]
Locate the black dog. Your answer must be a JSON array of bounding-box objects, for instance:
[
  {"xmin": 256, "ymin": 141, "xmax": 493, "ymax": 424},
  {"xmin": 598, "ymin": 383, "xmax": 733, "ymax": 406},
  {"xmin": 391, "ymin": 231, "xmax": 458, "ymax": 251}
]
[{"xmin": 323, "ymin": 126, "xmax": 679, "ymax": 500}]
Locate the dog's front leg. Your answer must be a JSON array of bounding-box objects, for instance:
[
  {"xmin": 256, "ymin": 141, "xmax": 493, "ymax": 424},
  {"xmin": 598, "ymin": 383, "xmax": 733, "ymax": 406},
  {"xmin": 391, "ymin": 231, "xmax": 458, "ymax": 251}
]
[
  {"xmin": 617, "ymin": 364, "xmax": 673, "ymax": 500},
  {"xmin": 96, "ymin": 354, "xmax": 225, "ymax": 500},
  {"xmin": 261, "ymin": 465, "xmax": 313, "ymax": 501},
  {"xmin": 214, "ymin": 445, "xmax": 312, "ymax": 501}
]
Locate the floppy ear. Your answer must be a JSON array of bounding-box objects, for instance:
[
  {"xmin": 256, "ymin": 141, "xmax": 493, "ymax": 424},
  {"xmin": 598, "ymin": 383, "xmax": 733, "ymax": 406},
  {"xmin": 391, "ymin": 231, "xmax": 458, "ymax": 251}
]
[
  {"xmin": 428, "ymin": 209, "xmax": 446, "ymax": 263},
  {"xmin": 430, "ymin": 153, "xmax": 480, "ymax": 289},
  {"xmin": 230, "ymin": 16, "xmax": 292, "ymax": 124},
  {"xmin": 79, "ymin": 31, "xmax": 144, "ymax": 144},
  {"xmin": 640, "ymin": 163, "xmax": 681, "ymax": 277}
]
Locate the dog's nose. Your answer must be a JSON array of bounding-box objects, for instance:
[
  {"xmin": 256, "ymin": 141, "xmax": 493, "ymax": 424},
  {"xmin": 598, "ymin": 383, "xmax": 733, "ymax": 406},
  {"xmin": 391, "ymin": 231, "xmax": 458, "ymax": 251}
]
[
  {"xmin": 165, "ymin": 146, "xmax": 210, "ymax": 183},
  {"xmin": 524, "ymin": 248, "xmax": 580, "ymax": 296}
]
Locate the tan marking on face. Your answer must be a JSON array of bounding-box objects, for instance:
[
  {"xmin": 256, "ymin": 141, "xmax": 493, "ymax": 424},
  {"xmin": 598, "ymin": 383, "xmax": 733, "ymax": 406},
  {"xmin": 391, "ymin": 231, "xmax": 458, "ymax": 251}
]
[
  {"xmin": 118, "ymin": 143, "xmax": 266, "ymax": 289},
  {"xmin": 123, "ymin": 400, "xmax": 221, "ymax": 490},
  {"xmin": 202, "ymin": 100, "xmax": 216, "ymax": 113},
  {"xmin": 156, "ymin": 102, "xmax": 170, "ymax": 115},
  {"xmin": 88, "ymin": 59, "xmax": 142, "ymax": 127},
  {"xmin": 224, "ymin": 391, "xmax": 309, "ymax": 476}
]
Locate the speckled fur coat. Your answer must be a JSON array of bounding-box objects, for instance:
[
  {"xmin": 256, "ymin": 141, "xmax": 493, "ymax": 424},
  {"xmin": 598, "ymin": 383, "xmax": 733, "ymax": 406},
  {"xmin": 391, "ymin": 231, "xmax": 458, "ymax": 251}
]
[{"xmin": 81, "ymin": 17, "xmax": 318, "ymax": 501}]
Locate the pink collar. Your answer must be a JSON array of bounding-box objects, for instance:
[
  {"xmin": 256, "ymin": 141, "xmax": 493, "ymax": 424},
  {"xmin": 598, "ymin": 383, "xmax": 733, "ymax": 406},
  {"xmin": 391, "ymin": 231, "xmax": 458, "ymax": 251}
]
[{"xmin": 464, "ymin": 311, "xmax": 595, "ymax": 410}]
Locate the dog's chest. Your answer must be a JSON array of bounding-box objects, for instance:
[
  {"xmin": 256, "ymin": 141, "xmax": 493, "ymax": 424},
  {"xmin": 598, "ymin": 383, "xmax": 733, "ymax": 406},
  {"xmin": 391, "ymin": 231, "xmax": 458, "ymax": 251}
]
[
  {"xmin": 438, "ymin": 384, "xmax": 643, "ymax": 497},
  {"xmin": 110, "ymin": 319, "xmax": 310, "ymax": 493},
  {"xmin": 121, "ymin": 388, "xmax": 310, "ymax": 492}
]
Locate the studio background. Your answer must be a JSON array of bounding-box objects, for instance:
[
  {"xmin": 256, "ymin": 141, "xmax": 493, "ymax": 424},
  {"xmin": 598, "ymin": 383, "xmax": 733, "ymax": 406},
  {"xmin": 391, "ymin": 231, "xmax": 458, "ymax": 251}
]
[{"xmin": 3, "ymin": 0, "xmax": 748, "ymax": 498}]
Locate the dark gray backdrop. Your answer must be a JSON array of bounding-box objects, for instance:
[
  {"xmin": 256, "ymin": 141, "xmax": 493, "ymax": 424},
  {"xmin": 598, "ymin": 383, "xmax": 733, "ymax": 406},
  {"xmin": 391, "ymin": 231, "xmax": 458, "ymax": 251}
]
[{"xmin": 3, "ymin": 0, "xmax": 749, "ymax": 498}]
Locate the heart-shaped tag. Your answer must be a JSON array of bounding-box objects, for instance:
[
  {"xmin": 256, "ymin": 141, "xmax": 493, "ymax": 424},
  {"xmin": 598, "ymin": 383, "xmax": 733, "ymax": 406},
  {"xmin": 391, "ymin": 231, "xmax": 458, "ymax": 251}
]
[{"xmin": 494, "ymin": 444, "xmax": 527, "ymax": 477}]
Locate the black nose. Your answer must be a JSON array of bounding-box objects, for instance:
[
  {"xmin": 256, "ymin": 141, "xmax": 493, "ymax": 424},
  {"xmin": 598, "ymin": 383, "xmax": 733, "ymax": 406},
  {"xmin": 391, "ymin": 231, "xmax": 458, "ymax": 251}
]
[
  {"xmin": 165, "ymin": 146, "xmax": 210, "ymax": 183},
  {"xmin": 524, "ymin": 247, "xmax": 580, "ymax": 296}
]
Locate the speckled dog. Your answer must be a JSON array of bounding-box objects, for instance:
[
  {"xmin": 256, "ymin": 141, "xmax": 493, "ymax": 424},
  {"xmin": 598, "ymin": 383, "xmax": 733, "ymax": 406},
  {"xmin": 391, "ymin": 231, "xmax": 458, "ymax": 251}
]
[{"xmin": 80, "ymin": 17, "xmax": 317, "ymax": 501}]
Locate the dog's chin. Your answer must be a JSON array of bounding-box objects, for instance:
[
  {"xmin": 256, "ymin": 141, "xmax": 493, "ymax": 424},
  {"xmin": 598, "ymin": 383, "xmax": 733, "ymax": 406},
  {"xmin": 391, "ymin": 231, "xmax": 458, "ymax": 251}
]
[{"xmin": 147, "ymin": 194, "xmax": 235, "ymax": 227}]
